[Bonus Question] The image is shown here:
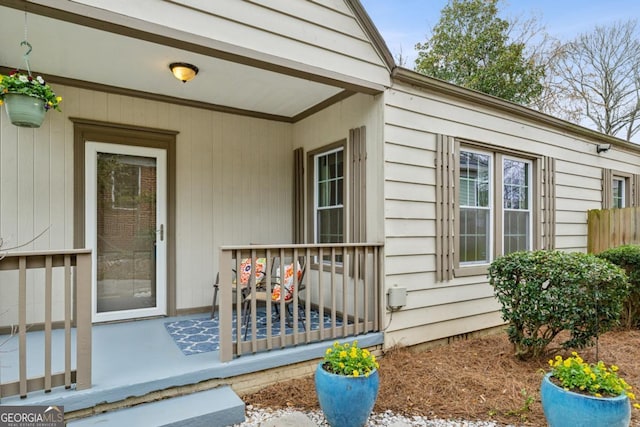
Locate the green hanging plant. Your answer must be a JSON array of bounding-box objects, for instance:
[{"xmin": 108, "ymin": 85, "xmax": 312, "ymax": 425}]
[{"xmin": 0, "ymin": 70, "xmax": 62, "ymax": 112}]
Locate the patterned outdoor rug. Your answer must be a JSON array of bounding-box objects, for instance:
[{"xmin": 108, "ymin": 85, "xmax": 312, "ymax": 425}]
[{"xmin": 164, "ymin": 308, "xmax": 343, "ymax": 355}]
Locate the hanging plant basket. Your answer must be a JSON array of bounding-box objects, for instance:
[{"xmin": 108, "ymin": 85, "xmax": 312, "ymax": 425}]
[{"xmin": 3, "ymin": 93, "xmax": 46, "ymax": 128}]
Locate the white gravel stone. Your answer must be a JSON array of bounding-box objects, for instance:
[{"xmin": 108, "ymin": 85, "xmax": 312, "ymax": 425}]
[{"xmin": 233, "ymin": 406, "xmax": 521, "ymax": 427}]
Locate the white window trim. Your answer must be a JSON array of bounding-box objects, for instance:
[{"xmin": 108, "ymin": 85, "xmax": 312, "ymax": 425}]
[
  {"xmin": 313, "ymin": 146, "xmax": 344, "ymax": 244},
  {"xmin": 612, "ymin": 176, "xmax": 626, "ymax": 208},
  {"xmin": 459, "ymin": 147, "xmax": 494, "ymax": 267},
  {"xmin": 502, "ymin": 156, "xmax": 533, "ymax": 255}
]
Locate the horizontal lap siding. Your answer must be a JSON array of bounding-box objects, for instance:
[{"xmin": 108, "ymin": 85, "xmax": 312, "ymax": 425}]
[
  {"xmin": 382, "ymin": 82, "xmax": 640, "ymax": 346},
  {"xmin": 69, "ymin": 0, "xmax": 389, "ymax": 86}
]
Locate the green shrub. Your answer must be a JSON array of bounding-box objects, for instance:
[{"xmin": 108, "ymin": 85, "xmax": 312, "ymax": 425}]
[
  {"xmin": 488, "ymin": 250, "xmax": 629, "ymax": 359},
  {"xmin": 597, "ymin": 245, "xmax": 640, "ymax": 329}
]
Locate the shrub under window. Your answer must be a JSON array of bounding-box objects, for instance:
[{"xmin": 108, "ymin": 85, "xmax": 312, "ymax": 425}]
[{"xmin": 488, "ymin": 250, "xmax": 629, "ymax": 359}]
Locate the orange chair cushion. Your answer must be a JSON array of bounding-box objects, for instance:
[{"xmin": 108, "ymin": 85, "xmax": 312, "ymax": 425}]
[
  {"xmin": 272, "ymin": 262, "xmax": 302, "ymax": 302},
  {"xmin": 238, "ymin": 258, "xmax": 267, "ymax": 286}
]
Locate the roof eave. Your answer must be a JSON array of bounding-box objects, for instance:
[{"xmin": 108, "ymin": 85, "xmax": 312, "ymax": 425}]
[{"xmin": 392, "ymin": 67, "xmax": 640, "ymax": 153}]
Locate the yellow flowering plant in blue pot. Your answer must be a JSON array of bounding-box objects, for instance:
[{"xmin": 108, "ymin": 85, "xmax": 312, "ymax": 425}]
[
  {"xmin": 322, "ymin": 340, "xmax": 379, "ymax": 377},
  {"xmin": 541, "ymin": 351, "xmax": 639, "ymax": 427},
  {"xmin": 315, "ymin": 340, "xmax": 380, "ymax": 427}
]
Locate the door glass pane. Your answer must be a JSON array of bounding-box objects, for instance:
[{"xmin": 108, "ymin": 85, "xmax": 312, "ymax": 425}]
[{"xmin": 96, "ymin": 153, "xmax": 157, "ymax": 313}]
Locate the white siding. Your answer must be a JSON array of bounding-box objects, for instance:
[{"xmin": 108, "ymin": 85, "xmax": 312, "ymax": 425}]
[
  {"xmin": 293, "ymin": 92, "xmax": 385, "ymax": 244},
  {"xmin": 0, "ymin": 86, "xmax": 383, "ymax": 325},
  {"xmin": 382, "ymin": 79, "xmax": 640, "ymax": 347},
  {"xmin": 62, "ymin": 0, "xmax": 390, "ymax": 87},
  {"xmin": 0, "ymin": 83, "xmax": 294, "ymax": 323}
]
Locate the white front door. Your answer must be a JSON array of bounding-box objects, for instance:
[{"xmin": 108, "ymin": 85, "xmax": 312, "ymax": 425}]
[{"xmin": 85, "ymin": 142, "xmax": 167, "ymax": 322}]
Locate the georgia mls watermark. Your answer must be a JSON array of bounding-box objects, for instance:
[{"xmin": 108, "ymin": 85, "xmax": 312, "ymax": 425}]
[{"xmin": 0, "ymin": 406, "xmax": 64, "ymax": 427}]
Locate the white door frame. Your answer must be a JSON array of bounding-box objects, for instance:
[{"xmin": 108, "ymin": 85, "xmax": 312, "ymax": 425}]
[{"xmin": 85, "ymin": 141, "xmax": 167, "ymax": 322}]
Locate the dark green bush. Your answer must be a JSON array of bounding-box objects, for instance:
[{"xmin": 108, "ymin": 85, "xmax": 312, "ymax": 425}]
[
  {"xmin": 488, "ymin": 250, "xmax": 629, "ymax": 359},
  {"xmin": 597, "ymin": 245, "xmax": 640, "ymax": 329}
]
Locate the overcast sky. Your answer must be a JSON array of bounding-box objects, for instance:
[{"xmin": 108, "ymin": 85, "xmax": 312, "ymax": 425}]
[{"xmin": 359, "ymin": 0, "xmax": 640, "ymax": 66}]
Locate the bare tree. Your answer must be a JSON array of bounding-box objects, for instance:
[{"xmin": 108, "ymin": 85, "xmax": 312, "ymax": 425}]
[{"xmin": 551, "ymin": 20, "xmax": 640, "ymax": 141}]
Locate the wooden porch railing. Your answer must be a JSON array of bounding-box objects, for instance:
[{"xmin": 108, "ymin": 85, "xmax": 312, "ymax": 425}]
[
  {"xmin": 587, "ymin": 207, "xmax": 640, "ymax": 253},
  {"xmin": 0, "ymin": 249, "xmax": 92, "ymax": 399},
  {"xmin": 218, "ymin": 243, "xmax": 384, "ymax": 362}
]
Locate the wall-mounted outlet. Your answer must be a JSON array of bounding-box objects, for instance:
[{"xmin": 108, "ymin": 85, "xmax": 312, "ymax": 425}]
[{"xmin": 387, "ymin": 285, "xmax": 407, "ymax": 310}]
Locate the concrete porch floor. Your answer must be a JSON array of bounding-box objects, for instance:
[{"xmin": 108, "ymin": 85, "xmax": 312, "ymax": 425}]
[{"xmin": 0, "ymin": 314, "xmax": 383, "ymax": 413}]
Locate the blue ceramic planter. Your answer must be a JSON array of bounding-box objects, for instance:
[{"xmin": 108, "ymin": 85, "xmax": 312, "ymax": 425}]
[
  {"xmin": 315, "ymin": 362, "xmax": 379, "ymax": 427},
  {"xmin": 4, "ymin": 93, "xmax": 46, "ymax": 128},
  {"xmin": 541, "ymin": 372, "xmax": 631, "ymax": 427}
]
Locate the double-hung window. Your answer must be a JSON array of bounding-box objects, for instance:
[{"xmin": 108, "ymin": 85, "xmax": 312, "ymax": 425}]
[
  {"xmin": 314, "ymin": 147, "xmax": 344, "ymax": 244},
  {"xmin": 459, "ymin": 150, "xmax": 492, "ymax": 264},
  {"xmin": 458, "ymin": 148, "xmax": 533, "ymax": 269},
  {"xmin": 502, "ymin": 157, "xmax": 532, "ymax": 254}
]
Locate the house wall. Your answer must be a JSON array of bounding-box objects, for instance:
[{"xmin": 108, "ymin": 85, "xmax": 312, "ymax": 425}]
[
  {"xmin": 293, "ymin": 92, "xmax": 385, "ymax": 244},
  {"xmin": 382, "ymin": 77, "xmax": 640, "ymax": 348},
  {"xmin": 0, "ymin": 83, "xmax": 294, "ymax": 324},
  {"xmin": 61, "ymin": 0, "xmax": 390, "ymax": 88}
]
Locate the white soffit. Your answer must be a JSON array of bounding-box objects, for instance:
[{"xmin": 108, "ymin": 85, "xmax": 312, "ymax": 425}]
[{"xmin": 0, "ymin": 5, "xmax": 343, "ymax": 118}]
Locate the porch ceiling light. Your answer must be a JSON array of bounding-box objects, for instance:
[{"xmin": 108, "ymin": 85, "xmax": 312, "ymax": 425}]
[{"xmin": 169, "ymin": 62, "xmax": 199, "ymax": 83}]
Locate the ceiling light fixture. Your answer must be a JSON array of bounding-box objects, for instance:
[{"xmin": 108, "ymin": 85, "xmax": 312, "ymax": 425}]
[{"xmin": 169, "ymin": 62, "xmax": 199, "ymax": 83}]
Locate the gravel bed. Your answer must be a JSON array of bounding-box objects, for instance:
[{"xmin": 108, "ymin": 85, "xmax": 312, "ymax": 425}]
[{"xmin": 233, "ymin": 405, "xmax": 520, "ymax": 427}]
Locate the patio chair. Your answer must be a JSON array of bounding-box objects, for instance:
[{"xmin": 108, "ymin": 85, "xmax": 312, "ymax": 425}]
[
  {"xmin": 211, "ymin": 257, "xmax": 268, "ymax": 319},
  {"xmin": 242, "ymin": 257, "xmax": 307, "ymax": 339}
]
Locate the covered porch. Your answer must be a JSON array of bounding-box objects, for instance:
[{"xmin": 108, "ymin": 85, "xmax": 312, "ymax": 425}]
[
  {"xmin": 0, "ymin": 243, "xmax": 384, "ymax": 415},
  {"xmin": 0, "ymin": 1, "xmax": 389, "ymax": 417},
  {"xmin": 0, "ymin": 313, "xmax": 383, "ymax": 412}
]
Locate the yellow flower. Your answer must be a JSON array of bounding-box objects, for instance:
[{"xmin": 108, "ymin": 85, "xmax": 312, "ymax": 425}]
[
  {"xmin": 548, "ymin": 360, "xmax": 554, "ymax": 366},
  {"xmin": 362, "ymin": 349, "xmax": 370, "ymax": 357},
  {"xmin": 628, "ymin": 392, "xmax": 636, "ymax": 400},
  {"xmin": 353, "ymin": 370, "xmax": 359, "ymax": 377},
  {"xmin": 634, "ymin": 403, "xmax": 640, "ymax": 409},
  {"xmin": 339, "ymin": 351, "xmax": 347, "ymax": 358},
  {"xmin": 0, "ymin": 99, "xmax": 3, "ymax": 106},
  {"xmin": 563, "ymin": 359, "xmax": 571, "ymax": 368},
  {"xmin": 326, "ymin": 348, "xmax": 332, "ymax": 355},
  {"xmin": 56, "ymin": 96, "xmax": 62, "ymax": 102},
  {"xmin": 611, "ymin": 365, "xmax": 619, "ymax": 372},
  {"xmin": 595, "ymin": 393, "xmax": 602, "ymax": 398}
]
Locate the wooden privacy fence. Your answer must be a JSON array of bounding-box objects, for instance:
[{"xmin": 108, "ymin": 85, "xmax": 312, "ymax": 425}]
[{"xmin": 587, "ymin": 207, "xmax": 640, "ymax": 253}]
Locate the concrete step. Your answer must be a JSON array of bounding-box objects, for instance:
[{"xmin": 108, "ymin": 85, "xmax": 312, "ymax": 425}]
[{"xmin": 67, "ymin": 386, "xmax": 245, "ymax": 427}]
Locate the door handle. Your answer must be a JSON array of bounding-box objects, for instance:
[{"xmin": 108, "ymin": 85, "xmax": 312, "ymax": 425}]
[{"xmin": 157, "ymin": 224, "xmax": 164, "ymax": 241}]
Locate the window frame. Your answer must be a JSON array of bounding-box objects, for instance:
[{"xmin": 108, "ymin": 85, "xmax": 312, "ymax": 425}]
[
  {"xmin": 458, "ymin": 147, "xmax": 494, "ymax": 267},
  {"xmin": 501, "ymin": 155, "xmax": 534, "ymax": 256},
  {"xmin": 611, "ymin": 173, "xmax": 632, "ymax": 208},
  {"xmin": 307, "ymin": 140, "xmax": 347, "ymax": 247},
  {"xmin": 454, "ymin": 141, "xmax": 540, "ymax": 277}
]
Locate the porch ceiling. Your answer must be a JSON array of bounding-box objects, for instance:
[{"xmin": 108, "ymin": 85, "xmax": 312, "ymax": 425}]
[{"xmin": 0, "ymin": 3, "xmax": 363, "ymax": 122}]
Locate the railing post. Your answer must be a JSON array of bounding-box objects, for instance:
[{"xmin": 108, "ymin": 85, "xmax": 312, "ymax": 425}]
[
  {"xmin": 75, "ymin": 252, "xmax": 92, "ymax": 390},
  {"xmin": 219, "ymin": 249, "xmax": 233, "ymax": 362},
  {"xmin": 18, "ymin": 256, "xmax": 27, "ymax": 398}
]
